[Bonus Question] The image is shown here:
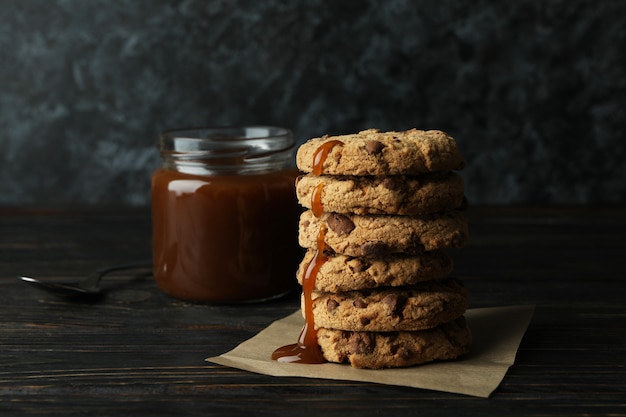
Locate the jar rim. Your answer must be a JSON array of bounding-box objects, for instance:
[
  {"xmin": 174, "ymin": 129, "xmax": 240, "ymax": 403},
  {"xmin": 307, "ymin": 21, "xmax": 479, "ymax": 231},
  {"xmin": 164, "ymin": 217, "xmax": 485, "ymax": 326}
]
[
  {"xmin": 160, "ymin": 126, "xmax": 293, "ymax": 158},
  {"xmin": 159, "ymin": 126, "xmax": 295, "ymax": 174}
]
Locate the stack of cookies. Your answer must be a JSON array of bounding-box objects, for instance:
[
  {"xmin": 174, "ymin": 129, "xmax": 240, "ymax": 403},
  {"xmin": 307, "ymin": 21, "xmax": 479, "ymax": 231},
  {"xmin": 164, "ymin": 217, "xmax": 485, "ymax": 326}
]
[{"xmin": 294, "ymin": 128, "xmax": 472, "ymax": 369}]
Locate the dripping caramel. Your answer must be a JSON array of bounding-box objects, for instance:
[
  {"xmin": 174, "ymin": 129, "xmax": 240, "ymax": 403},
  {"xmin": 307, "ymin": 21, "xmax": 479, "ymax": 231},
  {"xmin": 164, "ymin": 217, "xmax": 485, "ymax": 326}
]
[
  {"xmin": 272, "ymin": 225, "xmax": 327, "ymax": 364},
  {"xmin": 312, "ymin": 140, "xmax": 343, "ymax": 175},
  {"xmin": 311, "ymin": 183, "xmax": 325, "ymax": 217},
  {"xmin": 273, "ymin": 139, "xmax": 343, "ymax": 363}
]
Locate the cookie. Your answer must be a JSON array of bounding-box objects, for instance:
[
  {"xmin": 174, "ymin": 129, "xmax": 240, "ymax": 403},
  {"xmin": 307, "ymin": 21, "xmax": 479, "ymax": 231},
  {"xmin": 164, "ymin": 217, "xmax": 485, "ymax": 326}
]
[
  {"xmin": 295, "ymin": 172, "xmax": 465, "ymax": 216},
  {"xmin": 317, "ymin": 316, "xmax": 472, "ymax": 369},
  {"xmin": 304, "ymin": 277, "xmax": 468, "ymax": 332},
  {"xmin": 296, "ymin": 128, "xmax": 465, "ymax": 176},
  {"xmin": 297, "ymin": 250, "xmax": 453, "ymax": 292},
  {"xmin": 299, "ymin": 210, "xmax": 468, "ymax": 257}
]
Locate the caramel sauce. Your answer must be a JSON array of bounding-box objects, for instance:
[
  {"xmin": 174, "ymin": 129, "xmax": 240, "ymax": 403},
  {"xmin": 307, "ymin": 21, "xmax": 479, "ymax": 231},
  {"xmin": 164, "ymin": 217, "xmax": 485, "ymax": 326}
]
[
  {"xmin": 151, "ymin": 167, "xmax": 301, "ymax": 302},
  {"xmin": 273, "ymin": 140, "xmax": 342, "ymax": 363},
  {"xmin": 312, "ymin": 140, "xmax": 343, "ymax": 175},
  {"xmin": 272, "ymin": 226, "xmax": 327, "ymax": 363},
  {"xmin": 311, "ymin": 183, "xmax": 325, "ymax": 217}
]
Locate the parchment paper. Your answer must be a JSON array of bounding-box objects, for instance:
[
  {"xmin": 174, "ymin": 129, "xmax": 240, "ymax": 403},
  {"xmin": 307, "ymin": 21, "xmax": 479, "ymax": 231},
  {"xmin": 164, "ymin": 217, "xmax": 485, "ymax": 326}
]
[{"xmin": 207, "ymin": 305, "xmax": 534, "ymax": 398}]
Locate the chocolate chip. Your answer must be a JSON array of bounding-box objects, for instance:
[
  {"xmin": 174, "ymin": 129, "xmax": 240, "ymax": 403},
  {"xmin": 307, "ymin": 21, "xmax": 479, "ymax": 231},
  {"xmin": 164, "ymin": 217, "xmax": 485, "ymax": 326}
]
[
  {"xmin": 326, "ymin": 213, "xmax": 355, "ymax": 236},
  {"xmin": 326, "ymin": 299, "xmax": 339, "ymax": 312},
  {"xmin": 359, "ymin": 316, "xmax": 371, "ymax": 326},
  {"xmin": 360, "ymin": 242, "xmax": 388, "ymax": 257},
  {"xmin": 364, "ymin": 140, "xmax": 384, "ymax": 155},
  {"xmin": 408, "ymin": 234, "xmax": 425, "ymax": 253},
  {"xmin": 397, "ymin": 347, "xmax": 412, "ymax": 360},
  {"xmin": 349, "ymin": 333, "xmax": 375, "ymax": 354},
  {"xmin": 353, "ymin": 298, "xmax": 368, "ymax": 308},
  {"xmin": 381, "ymin": 293, "xmax": 406, "ymax": 317}
]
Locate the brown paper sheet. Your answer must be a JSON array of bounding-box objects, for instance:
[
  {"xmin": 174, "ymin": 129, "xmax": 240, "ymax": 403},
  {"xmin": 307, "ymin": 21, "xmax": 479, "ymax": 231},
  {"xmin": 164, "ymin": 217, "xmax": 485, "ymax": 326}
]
[{"xmin": 207, "ymin": 305, "xmax": 534, "ymax": 398}]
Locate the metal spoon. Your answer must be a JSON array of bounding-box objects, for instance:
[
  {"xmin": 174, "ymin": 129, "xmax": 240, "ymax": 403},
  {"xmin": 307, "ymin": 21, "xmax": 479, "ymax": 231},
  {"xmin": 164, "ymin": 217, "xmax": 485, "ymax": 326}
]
[{"xmin": 19, "ymin": 261, "xmax": 153, "ymax": 299}]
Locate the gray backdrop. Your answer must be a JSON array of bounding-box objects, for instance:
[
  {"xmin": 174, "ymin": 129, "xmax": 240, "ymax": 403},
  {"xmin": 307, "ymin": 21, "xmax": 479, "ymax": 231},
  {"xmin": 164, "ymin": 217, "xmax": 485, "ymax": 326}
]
[{"xmin": 1, "ymin": 0, "xmax": 624, "ymax": 206}]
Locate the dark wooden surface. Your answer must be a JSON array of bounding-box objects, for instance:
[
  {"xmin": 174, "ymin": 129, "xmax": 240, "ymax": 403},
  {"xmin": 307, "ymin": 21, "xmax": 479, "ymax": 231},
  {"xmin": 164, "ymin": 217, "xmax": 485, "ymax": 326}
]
[{"xmin": 0, "ymin": 207, "xmax": 624, "ymax": 416}]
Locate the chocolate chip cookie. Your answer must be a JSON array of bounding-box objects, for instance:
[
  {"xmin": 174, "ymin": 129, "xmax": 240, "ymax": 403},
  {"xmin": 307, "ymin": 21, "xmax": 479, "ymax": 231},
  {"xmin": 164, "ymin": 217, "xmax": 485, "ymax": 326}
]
[
  {"xmin": 317, "ymin": 316, "xmax": 472, "ymax": 369},
  {"xmin": 299, "ymin": 210, "xmax": 468, "ymax": 256},
  {"xmin": 295, "ymin": 172, "xmax": 465, "ymax": 216},
  {"xmin": 296, "ymin": 250, "xmax": 453, "ymax": 292},
  {"xmin": 304, "ymin": 278, "xmax": 468, "ymax": 332},
  {"xmin": 296, "ymin": 128, "xmax": 465, "ymax": 176}
]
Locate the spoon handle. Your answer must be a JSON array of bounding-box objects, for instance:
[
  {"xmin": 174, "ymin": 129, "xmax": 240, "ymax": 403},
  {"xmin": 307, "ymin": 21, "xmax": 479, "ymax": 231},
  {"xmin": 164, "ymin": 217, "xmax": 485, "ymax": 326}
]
[{"xmin": 79, "ymin": 260, "xmax": 153, "ymax": 291}]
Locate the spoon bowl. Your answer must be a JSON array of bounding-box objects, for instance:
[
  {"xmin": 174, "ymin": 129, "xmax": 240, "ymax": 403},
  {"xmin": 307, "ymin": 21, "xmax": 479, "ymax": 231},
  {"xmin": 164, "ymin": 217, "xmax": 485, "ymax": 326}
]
[{"xmin": 19, "ymin": 261, "xmax": 153, "ymax": 299}]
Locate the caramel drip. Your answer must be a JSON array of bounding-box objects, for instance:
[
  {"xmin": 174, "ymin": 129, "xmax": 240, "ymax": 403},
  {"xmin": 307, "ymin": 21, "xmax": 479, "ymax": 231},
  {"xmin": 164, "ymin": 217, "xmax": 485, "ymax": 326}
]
[
  {"xmin": 272, "ymin": 225, "xmax": 327, "ymax": 364},
  {"xmin": 272, "ymin": 140, "xmax": 340, "ymax": 363},
  {"xmin": 311, "ymin": 183, "xmax": 324, "ymax": 217},
  {"xmin": 312, "ymin": 140, "xmax": 343, "ymax": 175}
]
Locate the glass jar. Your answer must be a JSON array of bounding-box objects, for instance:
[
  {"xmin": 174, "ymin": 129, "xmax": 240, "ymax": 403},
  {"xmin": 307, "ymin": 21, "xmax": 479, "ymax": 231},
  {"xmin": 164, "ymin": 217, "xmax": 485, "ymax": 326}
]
[{"xmin": 151, "ymin": 126, "xmax": 301, "ymax": 302}]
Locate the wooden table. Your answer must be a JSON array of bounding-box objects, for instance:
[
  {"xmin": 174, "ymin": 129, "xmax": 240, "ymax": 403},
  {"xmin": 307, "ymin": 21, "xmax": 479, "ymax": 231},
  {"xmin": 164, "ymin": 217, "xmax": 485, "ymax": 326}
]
[{"xmin": 0, "ymin": 207, "xmax": 624, "ymax": 416}]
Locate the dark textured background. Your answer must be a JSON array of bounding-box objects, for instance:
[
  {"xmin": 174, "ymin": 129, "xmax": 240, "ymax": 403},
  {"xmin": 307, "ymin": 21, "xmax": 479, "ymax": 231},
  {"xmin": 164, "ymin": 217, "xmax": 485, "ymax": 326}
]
[{"xmin": 1, "ymin": 0, "xmax": 624, "ymax": 206}]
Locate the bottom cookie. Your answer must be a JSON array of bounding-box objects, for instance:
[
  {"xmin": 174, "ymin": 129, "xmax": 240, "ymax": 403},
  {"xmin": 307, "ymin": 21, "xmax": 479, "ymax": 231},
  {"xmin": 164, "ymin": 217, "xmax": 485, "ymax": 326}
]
[{"xmin": 317, "ymin": 316, "xmax": 471, "ymax": 369}]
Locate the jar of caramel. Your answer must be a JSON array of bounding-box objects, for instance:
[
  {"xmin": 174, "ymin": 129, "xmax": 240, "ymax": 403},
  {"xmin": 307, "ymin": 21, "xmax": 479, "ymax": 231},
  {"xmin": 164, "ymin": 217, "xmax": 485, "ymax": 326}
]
[{"xmin": 151, "ymin": 126, "xmax": 301, "ymax": 302}]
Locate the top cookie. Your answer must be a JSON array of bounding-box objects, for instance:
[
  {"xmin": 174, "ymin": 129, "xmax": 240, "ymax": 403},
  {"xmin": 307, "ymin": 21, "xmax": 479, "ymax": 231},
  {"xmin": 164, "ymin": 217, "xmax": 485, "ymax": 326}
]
[{"xmin": 296, "ymin": 128, "xmax": 465, "ymax": 176}]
